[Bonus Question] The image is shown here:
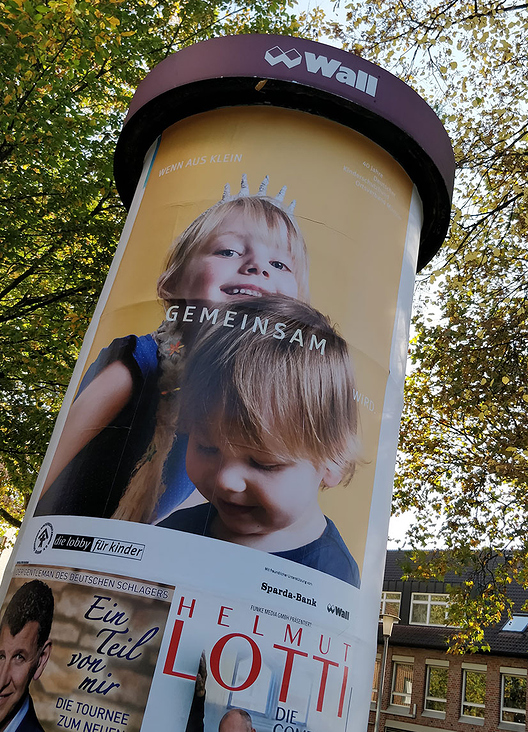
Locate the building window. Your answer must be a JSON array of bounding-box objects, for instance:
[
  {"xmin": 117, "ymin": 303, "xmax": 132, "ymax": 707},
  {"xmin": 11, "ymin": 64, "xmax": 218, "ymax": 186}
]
[
  {"xmin": 380, "ymin": 591, "xmax": 401, "ymax": 617},
  {"xmin": 502, "ymin": 616, "xmax": 528, "ymax": 633},
  {"xmin": 461, "ymin": 669, "xmax": 486, "ymax": 718},
  {"xmin": 372, "ymin": 657, "xmax": 381, "ymax": 705},
  {"xmin": 391, "ymin": 662, "xmax": 413, "ymax": 707},
  {"xmin": 501, "ymin": 673, "xmax": 527, "ymax": 725},
  {"xmin": 410, "ymin": 593, "xmax": 450, "ymax": 626},
  {"xmin": 424, "ymin": 664, "xmax": 448, "ymax": 712}
]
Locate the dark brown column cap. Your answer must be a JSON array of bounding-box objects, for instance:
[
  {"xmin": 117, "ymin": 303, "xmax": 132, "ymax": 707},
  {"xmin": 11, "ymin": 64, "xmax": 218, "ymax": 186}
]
[{"xmin": 115, "ymin": 34, "xmax": 455, "ymax": 270}]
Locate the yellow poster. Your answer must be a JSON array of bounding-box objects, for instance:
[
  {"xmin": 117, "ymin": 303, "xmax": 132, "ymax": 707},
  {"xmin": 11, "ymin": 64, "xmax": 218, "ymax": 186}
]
[{"xmin": 33, "ymin": 106, "xmax": 417, "ymax": 574}]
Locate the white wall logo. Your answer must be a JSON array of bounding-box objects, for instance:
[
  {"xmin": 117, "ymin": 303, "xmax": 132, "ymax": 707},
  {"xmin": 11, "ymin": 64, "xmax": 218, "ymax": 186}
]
[
  {"xmin": 264, "ymin": 45, "xmax": 378, "ymax": 98},
  {"xmin": 265, "ymin": 46, "xmax": 302, "ymax": 68}
]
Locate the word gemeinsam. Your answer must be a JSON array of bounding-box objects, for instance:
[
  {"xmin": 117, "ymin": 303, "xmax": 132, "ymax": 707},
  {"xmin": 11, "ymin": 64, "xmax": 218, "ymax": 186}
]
[{"xmin": 165, "ymin": 305, "xmax": 327, "ymax": 354}]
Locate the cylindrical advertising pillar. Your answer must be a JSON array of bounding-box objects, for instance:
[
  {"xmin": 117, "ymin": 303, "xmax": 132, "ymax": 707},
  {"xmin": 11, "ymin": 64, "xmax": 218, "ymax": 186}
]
[{"xmin": 1, "ymin": 35, "xmax": 454, "ymax": 732}]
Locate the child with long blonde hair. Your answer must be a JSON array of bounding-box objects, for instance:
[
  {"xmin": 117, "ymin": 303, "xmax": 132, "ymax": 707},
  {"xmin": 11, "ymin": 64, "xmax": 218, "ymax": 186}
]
[{"xmin": 35, "ymin": 176, "xmax": 310, "ymax": 521}]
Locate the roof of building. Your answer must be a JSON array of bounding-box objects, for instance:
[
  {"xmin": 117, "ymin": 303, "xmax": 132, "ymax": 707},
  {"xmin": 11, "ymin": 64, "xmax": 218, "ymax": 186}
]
[{"xmin": 382, "ymin": 550, "xmax": 528, "ymax": 657}]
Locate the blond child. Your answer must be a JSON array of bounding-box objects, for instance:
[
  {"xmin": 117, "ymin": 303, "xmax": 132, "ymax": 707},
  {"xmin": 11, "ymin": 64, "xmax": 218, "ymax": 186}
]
[
  {"xmin": 35, "ymin": 177, "xmax": 309, "ymax": 521},
  {"xmin": 157, "ymin": 295, "xmax": 360, "ymax": 587}
]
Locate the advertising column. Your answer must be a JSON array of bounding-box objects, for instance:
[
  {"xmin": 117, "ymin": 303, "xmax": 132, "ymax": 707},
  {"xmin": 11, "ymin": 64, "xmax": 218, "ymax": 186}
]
[{"xmin": 1, "ymin": 35, "xmax": 454, "ymax": 732}]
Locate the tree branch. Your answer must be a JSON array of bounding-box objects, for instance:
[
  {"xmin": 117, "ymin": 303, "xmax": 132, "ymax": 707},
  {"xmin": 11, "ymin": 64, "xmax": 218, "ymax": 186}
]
[{"xmin": 0, "ymin": 507, "xmax": 21, "ymax": 529}]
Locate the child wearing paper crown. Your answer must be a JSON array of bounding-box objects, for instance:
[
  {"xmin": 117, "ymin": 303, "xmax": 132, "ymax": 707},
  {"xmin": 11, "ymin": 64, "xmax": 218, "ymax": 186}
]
[
  {"xmin": 156, "ymin": 295, "xmax": 361, "ymax": 587},
  {"xmin": 35, "ymin": 176, "xmax": 310, "ymax": 521}
]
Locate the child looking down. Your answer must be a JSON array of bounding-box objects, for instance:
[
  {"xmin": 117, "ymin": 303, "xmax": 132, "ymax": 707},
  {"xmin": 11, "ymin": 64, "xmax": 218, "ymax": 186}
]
[{"xmin": 157, "ymin": 296, "xmax": 361, "ymax": 587}]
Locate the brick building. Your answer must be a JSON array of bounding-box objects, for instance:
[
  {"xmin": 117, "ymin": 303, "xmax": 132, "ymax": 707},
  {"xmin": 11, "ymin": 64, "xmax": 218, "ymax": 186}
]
[{"xmin": 369, "ymin": 551, "xmax": 528, "ymax": 732}]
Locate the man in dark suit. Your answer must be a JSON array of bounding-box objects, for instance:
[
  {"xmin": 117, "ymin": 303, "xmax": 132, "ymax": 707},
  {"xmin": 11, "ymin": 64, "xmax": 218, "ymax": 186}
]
[{"xmin": 0, "ymin": 580, "xmax": 54, "ymax": 731}]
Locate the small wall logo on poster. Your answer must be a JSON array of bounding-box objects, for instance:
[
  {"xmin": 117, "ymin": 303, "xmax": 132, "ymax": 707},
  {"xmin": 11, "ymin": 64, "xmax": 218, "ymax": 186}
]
[
  {"xmin": 264, "ymin": 45, "xmax": 379, "ymax": 98},
  {"xmin": 33, "ymin": 522, "xmax": 54, "ymax": 554},
  {"xmin": 327, "ymin": 603, "xmax": 350, "ymax": 621}
]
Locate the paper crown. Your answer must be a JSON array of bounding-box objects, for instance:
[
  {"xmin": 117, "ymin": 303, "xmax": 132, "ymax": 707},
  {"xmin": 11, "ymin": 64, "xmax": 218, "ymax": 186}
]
[{"xmin": 220, "ymin": 173, "xmax": 296, "ymax": 214}]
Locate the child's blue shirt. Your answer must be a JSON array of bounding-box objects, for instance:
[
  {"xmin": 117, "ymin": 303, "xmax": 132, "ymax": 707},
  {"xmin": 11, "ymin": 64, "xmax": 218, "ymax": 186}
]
[
  {"xmin": 158, "ymin": 502, "xmax": 360, "ymax": 587},
  {"xmin": 35, "ymin": 334, "xmax": 195, "ymax": 519}
]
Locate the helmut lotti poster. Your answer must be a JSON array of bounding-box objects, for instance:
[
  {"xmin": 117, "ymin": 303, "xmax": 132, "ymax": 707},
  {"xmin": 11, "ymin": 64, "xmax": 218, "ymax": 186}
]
[{"xmin": 1, "ymin": 35, "xmax": 454, "ymax": 732}]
